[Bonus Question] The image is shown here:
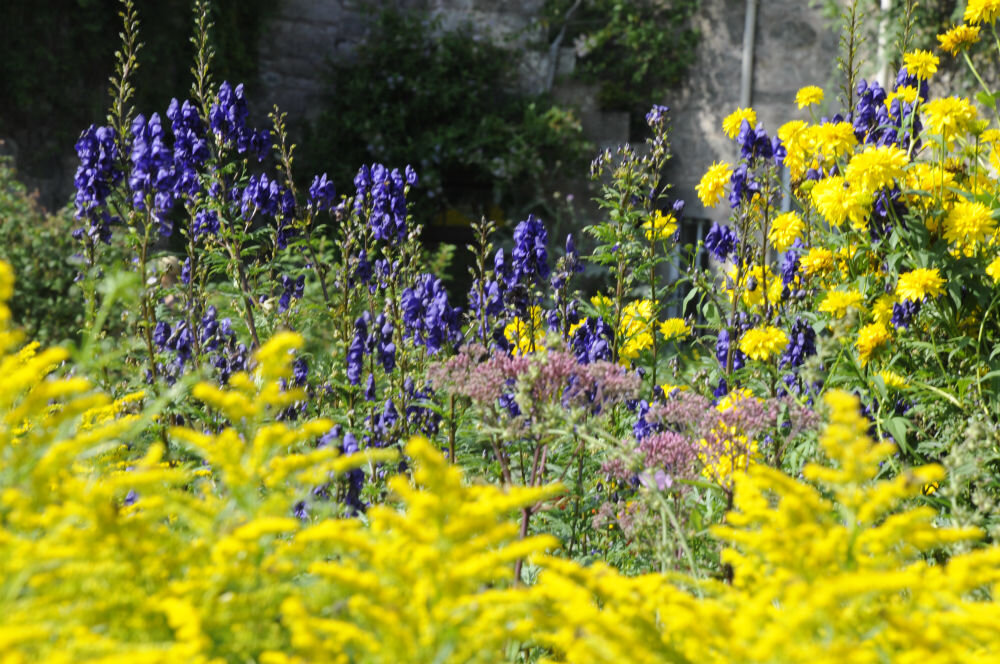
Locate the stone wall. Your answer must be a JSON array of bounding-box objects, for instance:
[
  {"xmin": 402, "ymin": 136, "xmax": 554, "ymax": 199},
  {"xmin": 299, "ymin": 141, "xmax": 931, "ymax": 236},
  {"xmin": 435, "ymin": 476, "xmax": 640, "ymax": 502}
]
[{"xmin": 257, "ymin": 0, "xmax": 841, "ymax": 223}]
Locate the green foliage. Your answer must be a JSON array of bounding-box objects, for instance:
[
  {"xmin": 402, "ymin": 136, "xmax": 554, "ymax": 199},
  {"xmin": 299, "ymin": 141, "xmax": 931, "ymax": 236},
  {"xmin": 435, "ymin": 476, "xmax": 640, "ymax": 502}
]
[
  {"xmin": 542, "ymin": 0, "xmax": 699, "ymax": 113},
  {"xmin": 298, "ymin": 7, "xmax": 590, "ymax": 221},
  {"xmin": 0, "ymin": 155, "xmax": 83, "ymax": 343},
  {"xmin": 0, "ymin": 0, "xmax": 272, "ymax": 179}
]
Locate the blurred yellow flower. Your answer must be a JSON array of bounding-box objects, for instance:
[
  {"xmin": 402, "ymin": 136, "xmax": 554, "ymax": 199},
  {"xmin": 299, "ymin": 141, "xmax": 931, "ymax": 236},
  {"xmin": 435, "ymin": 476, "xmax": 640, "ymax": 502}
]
[
  {"xmin": 768, "ymin": 211, "xmax": 805, "ymax": 252},
  {"xmin": 922, "ymin": 96, "xmax": 978, "ymax": 144},
  {"xmin": 938, "ymin": 23, "xmax": 981, "ymax": 54},
  {"xmin": 856, "ymin": 322, "xmax": 892, "ymax": 365},
  {"xmin": 987, "ymin": 255, "xmax": 1000, "ymax": 283},
  {"xmin": 642, "ymin": 209, "xmax": 677, "ymax": 242},
  {"xmin": 696, "ymin": 161, "xmax": 731, "ymax": 208},
  {"xmin": 903, "ymin": 50, "xmax": 939, "ymax": 79},
  {"xmin": 896, "ymin": 268, "xmax": 946, "ymax": 302},
  {"xmin": 659, "ymin": 317, "xmax": 690, "ymax": 341},
  {"xmin": 738, "ymin": 326, "xmax": 789, "ymax": 362},
  {"xmin": 795, "ymin": 86, "xmax": 824, "ymax": 109},
  {"xmin": 944, "ymin": 200, "xmax": 996, "ymax": 252},
  {"xmin": 818, "ymin": 290, "xmax": 865, "ymax": 318},
  {"xmin": 800, "ymin": 247, "xmax": 835, "ymax": 276},
  {"xmin": 965, "ymin": 0, "xmax": 1000, "ymax": 25},
  {"xmin": 722, "ymin": 107, "xmax": 757, "ymax": 139}
]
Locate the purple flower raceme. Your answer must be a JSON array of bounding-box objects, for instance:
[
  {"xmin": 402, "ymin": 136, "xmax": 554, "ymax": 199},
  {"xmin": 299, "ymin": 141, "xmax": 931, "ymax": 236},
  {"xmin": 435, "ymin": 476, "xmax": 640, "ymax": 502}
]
[
  {"xmin": 705, "ymin": 222, "xmax": 738, "ymax": 262},
  {"xmin": 891, "ymin": 298, "xmax": 921, "ymax": 329},
  {"xmin": 570, "ymin": 316, "xmax": 613, "ymax": 364},
  {"xmin": 209, "ymin": 81, "xmax": 269, "ymax": 161},
  {"xmin": 308, "ymin": 173, "xmax": 337, "ymax": 211},
  {"xmin": 401, "ymin": 273, "xmax": 463, "ymax": 355},
  {"xmin": 129, "ymin": 112, "xmax": 178, "ymax": 236},
  {"xmin": 278, "ymin": 274, "xmax": 305, "ymax": 313},
  {"xmin": 192, "ymin": 209, "xmax": 219, "ymax": 239},
  {"xmin": 780, "ymin": 318, "xmax": 817, "ymax": 370},
  {"xmin": 354, "ymin": 163, "xmax": 415, "ymax": 246},
  {"xmin": 73, "ymin": 124, "xmax": 122, "ymax": 244},
  {"xmin": 166, "ymin": 97, "xmax": 209, "ymax": 198},
  {"xmin": 728, "ymin": 163, "xmax": 760, "ymax": 209}
]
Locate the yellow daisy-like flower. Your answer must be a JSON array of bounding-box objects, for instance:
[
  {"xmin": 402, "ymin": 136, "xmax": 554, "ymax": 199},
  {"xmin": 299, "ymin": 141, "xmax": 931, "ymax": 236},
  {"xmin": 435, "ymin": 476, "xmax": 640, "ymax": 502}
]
[
  {"xmin": 987, "ymin": 255, "xmax": 1000, "ymax": 283},
  {"xmin": 722, "ymin": 107, "xmax": 757, "ymax": 139},
  {"xmin": 811, "ymin": 176, "xmax": 870, "ymax": 230},
  {"xmin": 768, "ymin": 211, "xmax": 806, "ymax": 252},
  {"xmin": 888, "ymin": 85, "xmax": 921, "ymax": 106},
  {"xmin": 922, "ymin": 96, "xmax": 978, "ymax": 144},
  {"xmin": 818, "ymin": 289, "xmax": 865, "ymax": 318},
  {"xmin": 504, "ymin": 306, "xmax": 545, "ymax": 355},
  {"xmin": 896, "ymin": 267, "xmax": 945, "ymax": 302},
  {"xmin": 659, "ymin": 317, "xmax": 690, "ymax": 341},
  {"xmin": 795, "ymin": 86, "xmax": 824, "ymax": 109},
  {"xmin": 726, "ymin": 263, "xmax": 784, "ymax": 309},
  {"xmin": 778, "ymin": 120, "xmax": 815, "ymax": 180},
  {"xmin": 844, "ymin": 145, "xmax": 909, "ymax": 194},
  {"xmin": 696, "ymin": 161, "xmax": 732, "ymax": 208},
  {"xmin": 944, "ymin": 200, "xmax": 996, "ymax": 251},
  {"xmin": 617, "ymin": 299, "xmax": 655, "ymax": 361},
  {"xmin": 872, "ymin": 293, "xmax": 896, "ymax": 325},
  {"xmin": 800, "ymin": 247, "xmax": 835, "ymax": 276},
  {"xmin": 904, "ymin": 162, "xmax": 957, "ymax": 210},
  {"xmin": 856, "ymin": 322, "xmax": 892, "ymax": 365},
  {"xmin": 642, "ymin": 209, "xmax": 678, "ymax": 242},
  {"xmin": 877, "ymin": 369, "xmax": 908, "ymax": 389},
  {"xmin": 738, "ymin": 326, "xmax": 789, "ymax": 362},
  {"xmin": 812, "ymin": 122, "xmax": 858, "ymax": 161},
  {"xmin": 965, "ymin": 0, "xmax": 1000, "ymax": 25},
  {"xmin": 903, "ymin": 50, "xmax": 939, "ymax": 79},
  {"xmin": 938, "ymin": 23, "xmax": 981, "ymax": 54}
]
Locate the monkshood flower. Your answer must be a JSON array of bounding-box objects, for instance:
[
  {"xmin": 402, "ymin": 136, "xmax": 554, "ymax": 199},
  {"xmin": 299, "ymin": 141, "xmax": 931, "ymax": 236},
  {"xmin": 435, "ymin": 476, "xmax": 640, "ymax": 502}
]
[
  {"xmin": 737, "ymin": 121, "xmax": 776, "ymax": 164},
  {"xmin": 570, "ymin": 316, "xmax": 613, "ymax": 364},
  {"xmin": 240, "ymin": 172, "xmax": 281, "ymax": 218},
  {"xmin": 645, "ymin": 104, "xmax": 669, "ymax": 128},
  {"xmin": 403, "ymin": 377, "xmax": 442, "ymax": 437},
  {"xmin": 717, "ymin": 328, "xmax": 746, "ymax": 371},
  {"xmin": 891, "ymin": 299, "xmax": 921, "ymax": 329},
  {"xmin": 278, "ymin": 274, "xmax": 305, "ymax": 313},
  {"xmin": 129, "ymin": 113, "xmax": 178, "ymax": 235},
  {"xmin": 73, "ymin": 124, "xmax": 122, "ymax": 244},
  {"xmin": 192, "ymin": 209, "xmax": 219, "ymax": 239},
  {"xmin": 209, "ymin": 81, "xmax": 269, "ymax": 160},
  {"xmin": 728, "ymin": 163, "xmax": 760, "ymax": 208},
  {"xmin": 780, "ymin": 318, "xmax": 817, "ymax": 370},
  {"xmin": 308, "ymin": 173, "xmax": 336, "ymax": 211},
  {"xmin": 401, "ymin": 273, "xmax": 463, "ymax": 354},
  {"xmin": 780, "ymin": 242, "xmax": 802, "ymax": 287},
  {"xmin": 510, "ymin": 214, "xmax": 550, "ymax": 286},
  {"xmin": 705, "ymin": 222, "xmax": 738, "ymax": 262},
  {"xmin": 166, "ymin": 98, "xmax": 208, "ymax": 198},
  {"xmin": 354, "ymin": 163, "xmax": 414, "ymax": 246},
  {"xmin": 347, "ymin": 315, "xmax": 368, "ymax": 386},
  {"xmin": 550, "ymin": 234, "xmax": 585, "ymax": 290}
]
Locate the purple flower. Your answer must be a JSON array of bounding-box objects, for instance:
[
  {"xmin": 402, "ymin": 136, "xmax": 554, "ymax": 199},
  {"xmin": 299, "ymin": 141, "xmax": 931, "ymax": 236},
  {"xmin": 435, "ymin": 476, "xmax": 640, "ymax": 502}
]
[
  {"xmin": 355, "ymin": 163, "xmax": 411, "ymax": 245},
  {"xmin": 209, "ymin": 81, "xmax": 269, "ymax": 161},
  {"xmin": 780, "ymin": 318, "xmax": 816, "ymax": 370},
  {"xmin": 278, "ymin": 274, "xmax": 305, "ymax": 313},
  {"xmin": 308, "ymin": 173, "xmax": 336, "ymax": 211},
  {"xmin": 192, "ymin": 209, "xmax": 219, "ymax": 238},
  {"xmin": 401, "ymin": 273, "xmax": 463, "ymax": 354},
  {"xmin": 73, "ymin": 124, "xmax": 122, "ymax": 244},
  {"xmin": 705, "ymin": 222, "xmax": 738, "ymax": 262}
]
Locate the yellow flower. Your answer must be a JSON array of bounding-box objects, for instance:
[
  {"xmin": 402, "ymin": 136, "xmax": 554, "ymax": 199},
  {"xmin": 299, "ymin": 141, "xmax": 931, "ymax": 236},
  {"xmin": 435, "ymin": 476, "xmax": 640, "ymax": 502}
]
[
  {"xmin": 504, "ymin": 306, "xmax": 545, "ymax": 355},
  {"xmin": 768, "ymin": 212, "xmax": 805, "ymax": 252},
  {"xmin": 642, "ymin": 209, "xmax": 677, "ymax": 242},
  {"xmin": 844, "ymin": 145, "xmax": 909, "ymax": 193},
  {"xmin": 944, "ymin": 200, "xmax": 996, "ymax": 252},
  {"xmin": 876, "ymin": 370, "xmax": 908, "ymax": 390},
  {"xmin": 722, "ymin": 107, "xmax": 757, "ymax": 139},
  {"xmin": 922, "ymin": 96, "xmax": 978, "ymax": 144},
  {"xmin": 659, "ymin": 318, "xmax": 690, "ymax": 341},
  {"xmin": 904, "ymin": 162, "xmax": 957, "ymax": 210},
  {"xmin": 987, "ymin": 255, "xmax": 1000, "ymax": 283},
  {"xmin": 726, "ymin": 263, "xmax": 783, "ymax": 309},
  {"xmin": 965, "ymin": 0, "xmax": 1000, "ymax": 25},
  {"xmin": 811, "ymin": 121, "xmax": 857, "ymax": 161},
  {"xmin": 872, "ymin": 293, "xmax": 896, "ymax": 325},
  {"xmin": 795, "ymin": 86, "xmax": 824, "ymax": 109},
  {"xmin": 938, "ymin": 23, "xmax": 981, "ymax": 54},
  {"xmin": 618, "ymin": 299, "xmax": 655, "ymax": 361},
  {"xmin": 696, "ymin": 161, "xmax": 731, "ymax": 208},
  {"xmin": 818, "ymin": 290, "xmax": 865, "ymax": 318},
  {"xmin": 903, "ymin": 50, "xmax": 939, "ymax": 79},
  {"xmin": 887, "ymin": 85, "xmax": 921, "ymax": 106},
  {"xmin": 811, "ymin": 176, "xmax": 870, "ymax": 230},
  {"xmin": 896, "ymin": 267, "xmax": 945, "ymax": 302},
  {"xmin": 856, "ymin": 322, "xmax": 892, "ymax": 365},
  {"xmin": 738, "ymin": 326, "xmax": 789, "ymax": 362},
  {"xmin": 800, "ymin": 247, "xmax": 835, "ymax": 276}
]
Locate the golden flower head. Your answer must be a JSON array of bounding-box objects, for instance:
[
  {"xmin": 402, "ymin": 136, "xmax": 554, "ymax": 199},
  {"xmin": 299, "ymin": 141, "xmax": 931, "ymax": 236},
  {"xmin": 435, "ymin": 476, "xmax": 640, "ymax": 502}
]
[
  {"xmin": 659, "ymin": 317, "xmax": 690, "ymax": 341},
  {"xmin": 696, "ymin": 161, "xmax": 732, "ymax": 208},
  {"xmin": 722, "ymin": 107, "xmax": 757, "ymax": 139},
  {"xmin": 896, "ymin": 267, "xmax": 945, "ymax": 302},
  {"xmin": 642, "ymin": 209, "xmax": 678, "ymax": 242},
  {"xmin": 903, "ymin": 50, "xmax": 939, "ymax": 79},
  {"xmin": 938, "ymin": 23, "xmax": 981, "ymax": 54},
  {"xmin": 986, "ymin": 255, "xmax": 1000, "ymax": 283},
  {"xmin": 768, "ymin": 211, "xmax": 805, "ymax": 252},
  {"xmin": 795, "ymin": 86, "xmax": 824, "ymax": 109},
  {"xmin": 922, "ymin": 96, "xmax": 978, "ymax": 144},
  {"xmin": 738, "ymin": 326, "xmax": 789, "ymax": 362},
  {"xmin": 944, "ymin": 200, "xmax": 996, "ymax": 251},
  {"xmin": 818, "ymin": 289, "xmax": 865, "ymax": 319},
  {"xmin": 965, "ymin": 0, "xmax": 1000, "ymax": 25},
  {"xmin": 855, "ymin": 322, "xmax": 892, "ymax": 365}
]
